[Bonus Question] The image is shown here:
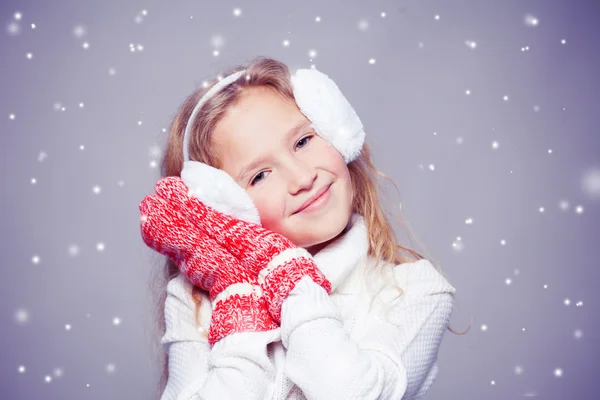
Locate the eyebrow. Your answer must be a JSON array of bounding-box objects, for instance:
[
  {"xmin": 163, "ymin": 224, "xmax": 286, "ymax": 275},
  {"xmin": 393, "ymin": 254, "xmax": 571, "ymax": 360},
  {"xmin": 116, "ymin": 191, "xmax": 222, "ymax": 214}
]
[{"xmin": 235, "ymin": 120, "xmax": 311, "ymax": 182}]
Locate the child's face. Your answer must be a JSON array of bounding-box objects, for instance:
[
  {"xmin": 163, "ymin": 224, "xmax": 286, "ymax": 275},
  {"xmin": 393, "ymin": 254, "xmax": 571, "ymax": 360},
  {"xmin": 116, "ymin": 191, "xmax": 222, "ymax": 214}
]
[{"xmin": 213, "ymin": 86, "xmax": 354, "ymax": 252}]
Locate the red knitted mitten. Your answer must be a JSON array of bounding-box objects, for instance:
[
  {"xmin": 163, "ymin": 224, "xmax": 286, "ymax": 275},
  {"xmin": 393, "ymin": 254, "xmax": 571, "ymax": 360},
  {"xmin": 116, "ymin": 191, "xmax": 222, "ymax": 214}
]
[
  {"xmin": 139, "ymin": 193, "xmax": 278, "ymax": 346},
  {"xmin": 154, "ymin": 176, "xmax": 331, "ymax": 324}
]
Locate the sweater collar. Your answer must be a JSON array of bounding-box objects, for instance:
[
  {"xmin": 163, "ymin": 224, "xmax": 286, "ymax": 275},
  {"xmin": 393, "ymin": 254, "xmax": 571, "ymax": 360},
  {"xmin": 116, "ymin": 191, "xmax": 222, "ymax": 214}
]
[{"xmin": 312, "ymin": 213, "xmax": 369, "ymax": 292}]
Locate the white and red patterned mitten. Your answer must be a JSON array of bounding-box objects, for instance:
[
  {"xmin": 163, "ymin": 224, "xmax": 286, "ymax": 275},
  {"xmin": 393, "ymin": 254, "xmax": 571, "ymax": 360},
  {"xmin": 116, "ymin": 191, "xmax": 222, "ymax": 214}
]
[
  {"xmin": 154, "ymin": 177, "xmax": 331, "ymax": 324},
  {"xmin": 138, "ymin": 193, "xmax": 278, "ymax": 346}
]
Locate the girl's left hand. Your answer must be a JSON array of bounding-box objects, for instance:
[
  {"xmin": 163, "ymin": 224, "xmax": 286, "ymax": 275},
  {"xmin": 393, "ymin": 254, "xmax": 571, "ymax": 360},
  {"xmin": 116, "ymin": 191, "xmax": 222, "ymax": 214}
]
[{"xmin": 154, "ymin": 176, "xmax": 331, "ymax": 324}]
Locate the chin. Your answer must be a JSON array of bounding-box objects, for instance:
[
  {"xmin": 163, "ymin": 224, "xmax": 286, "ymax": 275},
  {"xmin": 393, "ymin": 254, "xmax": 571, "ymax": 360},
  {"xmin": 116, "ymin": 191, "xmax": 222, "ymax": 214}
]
[{"xmin": 288, "ymin": 209, "xmax": 352, "ymax": 249}]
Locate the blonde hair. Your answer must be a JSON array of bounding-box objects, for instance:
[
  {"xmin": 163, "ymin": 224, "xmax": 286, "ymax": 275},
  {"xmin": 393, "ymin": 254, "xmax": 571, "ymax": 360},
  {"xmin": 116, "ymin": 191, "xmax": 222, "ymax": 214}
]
[{"xmin": 147, "ymin": 56, "xmax": 470, "ymax": 399}]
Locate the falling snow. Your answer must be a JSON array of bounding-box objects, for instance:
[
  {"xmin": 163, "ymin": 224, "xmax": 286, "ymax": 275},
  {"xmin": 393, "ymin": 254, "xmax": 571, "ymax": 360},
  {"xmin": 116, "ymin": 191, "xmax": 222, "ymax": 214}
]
[
  {"xmin": 73, "ymin": 24, "xmax": 86, "ymax": 37},
  {"xmin": 2, "ymin": 2, "xmax": 598, "ymax": 399}
]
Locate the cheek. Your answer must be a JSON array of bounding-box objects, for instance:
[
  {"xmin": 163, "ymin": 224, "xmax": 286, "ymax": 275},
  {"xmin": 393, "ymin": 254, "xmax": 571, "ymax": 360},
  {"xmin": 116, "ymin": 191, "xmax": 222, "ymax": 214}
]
[
  {"xmin": 337, "ymin": 166, "xmax": 354, "ymax": 208},
  {"xmin": 250, "ymin": 191, "xmax": 285, "ymax": 230},
  {"xmin": 330, "ymin": 154, "xmax": 354, "ymax": 209},
  {"xmin": 319, "ymin": 138, "xmax": 348, "ymax": 169},
  {"xmin": 322, "ymin": 143, "xmax": 352, "ymax": 188}
]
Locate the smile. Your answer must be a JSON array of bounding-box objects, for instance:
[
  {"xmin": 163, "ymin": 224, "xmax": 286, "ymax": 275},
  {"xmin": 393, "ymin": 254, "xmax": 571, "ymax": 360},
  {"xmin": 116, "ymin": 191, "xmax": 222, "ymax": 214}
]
[{"xmin": 294, "ymin": 184, "xmax": 332, "ymax": 214}]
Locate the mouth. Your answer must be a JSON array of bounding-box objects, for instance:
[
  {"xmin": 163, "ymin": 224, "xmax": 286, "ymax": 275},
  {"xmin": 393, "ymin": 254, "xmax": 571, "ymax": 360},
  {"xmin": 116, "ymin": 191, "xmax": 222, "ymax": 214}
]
[{"xmin": 293, "ymin": 183, "xmax": 332, "ymax": 215}]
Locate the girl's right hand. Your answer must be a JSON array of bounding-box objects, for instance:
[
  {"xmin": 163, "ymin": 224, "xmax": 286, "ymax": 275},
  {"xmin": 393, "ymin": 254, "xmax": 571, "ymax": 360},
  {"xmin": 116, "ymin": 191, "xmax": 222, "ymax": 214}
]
[
  {"xmin": 153, "ymin": 176, "xmax": 332, "ymax": 324},
  {"xmin": 138, "ymin": 192, "xmax": 278, "ymax": 346}
]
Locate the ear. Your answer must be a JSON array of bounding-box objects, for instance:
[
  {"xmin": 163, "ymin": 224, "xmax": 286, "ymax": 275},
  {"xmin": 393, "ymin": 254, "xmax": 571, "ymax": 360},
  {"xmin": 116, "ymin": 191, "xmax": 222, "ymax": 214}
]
[{"xmin": 180, "ymin": 160, "xmax": 262, "ymax": 226}]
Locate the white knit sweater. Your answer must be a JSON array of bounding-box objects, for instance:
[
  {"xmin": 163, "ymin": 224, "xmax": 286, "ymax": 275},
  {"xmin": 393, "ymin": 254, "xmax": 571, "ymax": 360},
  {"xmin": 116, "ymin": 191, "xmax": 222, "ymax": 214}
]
[{"xmin": 159, "ymin": 214, "xmax": 456, "ymax": 400}]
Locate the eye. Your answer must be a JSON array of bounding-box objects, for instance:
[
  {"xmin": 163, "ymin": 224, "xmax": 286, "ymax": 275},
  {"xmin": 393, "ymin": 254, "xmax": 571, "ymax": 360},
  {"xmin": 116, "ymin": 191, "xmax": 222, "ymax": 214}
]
[
  {"xmin": 250, "ymin": 170, "xmax": 268, "ymax": 186},
  {"xmin": 249, "ymin": 135, "xmax": 314, "ymax": 187},
  {"xmin": 296, "ymin": 134, "xmax": 313, "ymax": 150}
]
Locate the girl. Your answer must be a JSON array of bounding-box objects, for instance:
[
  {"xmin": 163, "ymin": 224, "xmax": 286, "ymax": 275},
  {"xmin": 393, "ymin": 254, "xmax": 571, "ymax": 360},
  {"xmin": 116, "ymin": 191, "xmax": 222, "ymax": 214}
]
[{"xmin": 140, "ymin": 56, "xmax": 464, "ymax": 400}]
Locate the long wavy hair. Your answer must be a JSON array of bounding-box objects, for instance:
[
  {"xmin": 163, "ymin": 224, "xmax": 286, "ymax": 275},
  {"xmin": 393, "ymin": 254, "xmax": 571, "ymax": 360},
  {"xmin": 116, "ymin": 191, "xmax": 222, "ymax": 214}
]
[{"xmin": 147, "ymin": 56, "xmax": 470, "ymax": 399}]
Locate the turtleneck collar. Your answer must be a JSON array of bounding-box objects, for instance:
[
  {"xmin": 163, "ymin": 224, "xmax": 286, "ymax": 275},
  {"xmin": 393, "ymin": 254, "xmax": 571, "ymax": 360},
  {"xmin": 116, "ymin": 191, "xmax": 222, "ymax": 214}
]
[{"xmin": 312, "ymin": 213, "xmax": 369, "ymax": 292}]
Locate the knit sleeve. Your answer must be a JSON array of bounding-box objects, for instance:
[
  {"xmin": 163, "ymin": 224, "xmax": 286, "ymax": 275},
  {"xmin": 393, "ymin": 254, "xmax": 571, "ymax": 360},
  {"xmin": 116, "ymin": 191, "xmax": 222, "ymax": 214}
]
[
  {"xmin": 280, "ymin": 259, "xmax": 456, "ymax": 400},
  {"xmin": 160, "ymin": 275, "xmax": 282, "ymax": 400}
]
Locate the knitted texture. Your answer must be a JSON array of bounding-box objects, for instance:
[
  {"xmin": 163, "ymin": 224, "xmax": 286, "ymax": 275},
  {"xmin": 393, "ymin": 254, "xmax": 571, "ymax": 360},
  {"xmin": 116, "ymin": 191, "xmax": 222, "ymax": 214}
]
[
  {"xmin": 160, "ymin": 257, "xmax": 456, "ymax": 400},
  {"xmin": 138, "ymin": 192, "xmax": 278, "ymax": 346},
  {"xmin": 159, "ymin": 215, "xmax": 458, "ymax": 400},
  {"xmin": 259, "ymin": 248, "xmax": 331, "ymax": 323},
  {"xmin": 154, "ymin": 176, "xmax": 332, "ymax": 322}
]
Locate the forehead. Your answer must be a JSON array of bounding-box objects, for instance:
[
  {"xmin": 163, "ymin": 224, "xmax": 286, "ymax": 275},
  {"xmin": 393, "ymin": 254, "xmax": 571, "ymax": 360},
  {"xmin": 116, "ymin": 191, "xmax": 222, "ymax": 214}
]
[{"xmin": 213, "ymin": 86, "xmax": 307, "ymax": 164}]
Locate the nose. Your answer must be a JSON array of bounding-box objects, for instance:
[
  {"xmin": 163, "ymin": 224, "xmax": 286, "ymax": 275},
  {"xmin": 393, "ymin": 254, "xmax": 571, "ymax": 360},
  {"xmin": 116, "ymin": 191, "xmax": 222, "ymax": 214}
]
[{"xmin": 285, "ymin": 158, "xmax": 317, "ymax": 195}]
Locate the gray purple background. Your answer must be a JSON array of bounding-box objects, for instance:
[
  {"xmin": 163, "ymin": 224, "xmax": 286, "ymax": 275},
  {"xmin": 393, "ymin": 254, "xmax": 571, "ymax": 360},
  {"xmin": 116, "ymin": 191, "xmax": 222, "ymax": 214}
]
[{"xmin": 1, "ymin": 0, "xmax": 599, "ymax": 399}]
